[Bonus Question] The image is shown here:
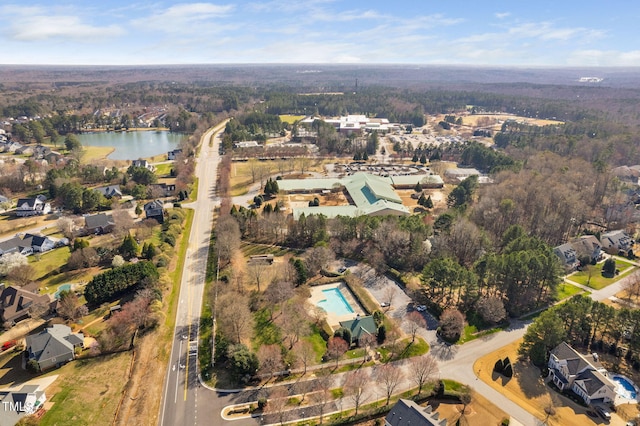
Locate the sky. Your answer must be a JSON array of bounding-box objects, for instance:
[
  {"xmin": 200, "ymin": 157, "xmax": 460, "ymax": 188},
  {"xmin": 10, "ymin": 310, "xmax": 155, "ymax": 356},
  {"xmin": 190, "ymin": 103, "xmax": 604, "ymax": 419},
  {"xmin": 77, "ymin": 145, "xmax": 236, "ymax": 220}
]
[{"xmin": 1, "ymin": 1, "xmax": 639, "ymax": 67}]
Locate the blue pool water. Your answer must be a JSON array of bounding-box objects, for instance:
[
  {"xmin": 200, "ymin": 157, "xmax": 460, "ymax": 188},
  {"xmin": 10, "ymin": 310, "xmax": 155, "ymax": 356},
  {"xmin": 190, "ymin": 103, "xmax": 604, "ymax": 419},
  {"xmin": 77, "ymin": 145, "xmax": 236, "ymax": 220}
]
[
  {"xmin": 54, "ymin": 284, "xmax": 72, "ymax": 300},
  {"xmin": 613, "ymin": 375, "xmax": 637, "ymax": 400},
  {"xmin": 317, "ymin": 288, "xmax": 354, "ymax": 316}
]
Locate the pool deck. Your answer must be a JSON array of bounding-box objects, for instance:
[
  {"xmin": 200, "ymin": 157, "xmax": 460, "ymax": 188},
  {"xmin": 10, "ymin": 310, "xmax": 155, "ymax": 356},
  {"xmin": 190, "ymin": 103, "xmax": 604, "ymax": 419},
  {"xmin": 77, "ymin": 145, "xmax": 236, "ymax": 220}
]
[
  {"xmin": 309, "ymin": 282, "xmax": 365, "ymax": 328},
  {"xmin": 611, "ymin": 373, "xmax": 639, "ymax": 405}
]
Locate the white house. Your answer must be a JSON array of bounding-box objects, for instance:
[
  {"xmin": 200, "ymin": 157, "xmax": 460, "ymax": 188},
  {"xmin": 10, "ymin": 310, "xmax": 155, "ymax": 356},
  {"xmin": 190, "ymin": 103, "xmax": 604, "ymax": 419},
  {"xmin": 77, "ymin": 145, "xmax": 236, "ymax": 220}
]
[
  {"xmin": 15, "ymin": 195, "xmax": 50, "ymax": 217},
  {"xmin": 548, "ymin": 342, "xmax": 616, "ymax": 406}
]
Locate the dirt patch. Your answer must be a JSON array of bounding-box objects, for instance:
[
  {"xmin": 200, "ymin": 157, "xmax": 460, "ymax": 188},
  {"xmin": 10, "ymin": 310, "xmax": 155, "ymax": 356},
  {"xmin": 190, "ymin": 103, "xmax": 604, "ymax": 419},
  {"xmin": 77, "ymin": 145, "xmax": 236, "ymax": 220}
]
[{"xmin": 474, "ymin": 339, "xmax": 626, "ymax": 426}]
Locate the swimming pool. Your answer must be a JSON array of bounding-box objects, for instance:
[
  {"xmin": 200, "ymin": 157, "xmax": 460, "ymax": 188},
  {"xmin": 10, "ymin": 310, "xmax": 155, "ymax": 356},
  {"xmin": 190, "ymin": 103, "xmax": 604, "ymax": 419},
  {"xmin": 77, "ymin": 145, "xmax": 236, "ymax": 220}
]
[
  {"xmin": 612, "ymin": 375, "xmax": 638, "ymax": 400},
  {"xmin": 54, "ymin": 284, "xmax": 72, "ymax": 300},
  {"xmin": 316, "ymin": 288, "xmax": 355, "ymax": 316}
]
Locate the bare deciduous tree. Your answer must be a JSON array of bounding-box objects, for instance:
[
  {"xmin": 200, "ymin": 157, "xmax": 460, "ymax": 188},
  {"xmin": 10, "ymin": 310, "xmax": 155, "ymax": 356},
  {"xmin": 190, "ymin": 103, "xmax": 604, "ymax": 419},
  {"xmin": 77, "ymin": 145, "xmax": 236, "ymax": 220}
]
[
  {"xmin": 407, "ymin": 311, "xmax": 426, "ymax": 343},
  {"xmin": 293, "ymin": 340, "xmax": 315, "ymax": 374},
  {"xmin": 343, "ymin": 369, "xmax": 370, "ymax": 415},
  {"xmin": 56, "ymin": 217, "xmax": 75, "ymax": 239},
  {"xmin": 310, "ymin": 371, "xmax": 332, "ymax": 425},
  {"xmin": 218, "ymin": 292, "xmax": 253, "ymax": 344},
  {"xmin": 624, "ymin": 273, "xmax": 640, "ymax": 302},
  {"xmin": 248, "ymin": 262, "xmax": 268, "ymax": 292},
  {"xmin": 216, "ymin": 215, "xmax": 241, "ymax": 267},
  {"xmin": 326, "ymin": 336, "xmax": 348, "ymax": 368},
  {"xmin": 257, "ymin": 344, "xmax": 284, "ymax": 380},
  {"xmin": 7, "ymin": 264, "xmax": 36, "ymax": 287},
  {"xmin": 409, "ymin": 354, "xmax": 439, "ymax": 395},
  {"xmin": 475, "ymin": 296, "xmax": 506, "ymax": 325},
  {"xmin": 280, "ymin": 299, "xmax": 311, "ymax": 349},
  {"xmin": 266, "ymin": 387, "xmax": 289, "ymax": 426},
  {"xmin": 375, "ymin": 363, "xmax": 404, "ymax": 405}
]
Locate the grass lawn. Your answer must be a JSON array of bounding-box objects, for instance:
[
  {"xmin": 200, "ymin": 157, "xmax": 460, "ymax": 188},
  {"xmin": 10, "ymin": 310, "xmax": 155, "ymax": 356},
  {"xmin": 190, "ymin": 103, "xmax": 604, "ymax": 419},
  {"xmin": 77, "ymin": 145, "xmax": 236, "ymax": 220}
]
[
  {"xmin": 39, "ymin": 351, "xmax": 133, "ymax": 426},
  {"xmin": 568, "ymin": 258, "xmax": 636, "ymax": 289},
  {"xmin": 475, "ymin": 339, "xmax": 604, "ymax": 426},
  {"xmin": 154, "ymin": 163, "xmax": 173, "ymax": 177},
  {"xmin": 81, "ymin": 145, "xmax": 115, "ymax": 163},
  {"xmin": 253, "ymin": 307, "xmax": 283, "ymax": 349},
  {"xmin": 29, "ymin": 248, "xmax": 71, "ymax": 283},
  {"xmin": 459, "ymin": 324, "xmax": 505, "ymax": 344},
  {"xmin": 556, "ymin": 282, "xmax": 583, "ymax": 300},
  {"xmin": 279, "ymin": 115, "xmax": 305, "ymax": 124}
]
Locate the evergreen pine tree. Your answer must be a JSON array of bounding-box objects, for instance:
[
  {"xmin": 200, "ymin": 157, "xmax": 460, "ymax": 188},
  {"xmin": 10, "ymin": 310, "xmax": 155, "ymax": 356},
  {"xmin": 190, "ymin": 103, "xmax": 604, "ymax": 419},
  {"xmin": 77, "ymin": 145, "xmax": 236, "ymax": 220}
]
[{"xmin": 425, "ymin": 195, "xmax": 434, "ymax": 209}]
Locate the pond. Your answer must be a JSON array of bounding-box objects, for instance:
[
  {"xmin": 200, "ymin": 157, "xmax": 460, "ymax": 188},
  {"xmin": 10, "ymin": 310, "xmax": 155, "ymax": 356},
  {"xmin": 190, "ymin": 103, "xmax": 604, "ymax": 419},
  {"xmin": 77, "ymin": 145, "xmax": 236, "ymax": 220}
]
[{"xmin": 76, "ymin": 131, "xmax": 184, "ymax": 160}]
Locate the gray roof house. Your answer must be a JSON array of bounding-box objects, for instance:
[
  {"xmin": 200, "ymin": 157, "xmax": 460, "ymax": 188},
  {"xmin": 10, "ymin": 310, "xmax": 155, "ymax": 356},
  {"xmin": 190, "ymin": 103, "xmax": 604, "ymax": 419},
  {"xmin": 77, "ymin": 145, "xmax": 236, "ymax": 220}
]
[
  {"xmin": 131, "ymin": 159, "xmax": 155, "ymax": 172},
  {"xmin": 15, "ymin": 195, "xmax": 50, "ymax": 217},
  {"xmin": 547, "ymin": 342, "xmax": 616, "ymax": 406},
  {"xmin": 25, "ymin": 324, "xmax": 84, "ymax": 371},
  {"xmin": 167, "ymin": 149, "xmax": 182, "ymax": 160},
  {"xmin": 84, "ymin": 213, "xmax": 115, "ymax": 234},
  {"xmin": 553, "ymin": 243, "xmax": 579, "ymax": 271},
  {"xmin": 94, "ymin": 185, "xmax": 123, "ymax": 199},
  {"xmin": 385, "ymin": 399, "xmax": 446, "ymax": 426},
  {"xmin": 600, "ymin": 230, "xmax": 634, "ymax": 254},
  {"xmin": 571, "ymin": 235, "xmax": 603, "ymax": 262},
  {"xmin": 0, "ymin": 237, "xmax": 33, "ymax": 257},
  {"xmin": 144, "ymin": 200, "xmax": 165, "ymax": 223},
  {"xmin": 0, "ymin": 383, "xmax": 47, "ymax": 426},
  {"xmin": 22, "ymin": 234, "xmax": 55, "ymax": 253}
]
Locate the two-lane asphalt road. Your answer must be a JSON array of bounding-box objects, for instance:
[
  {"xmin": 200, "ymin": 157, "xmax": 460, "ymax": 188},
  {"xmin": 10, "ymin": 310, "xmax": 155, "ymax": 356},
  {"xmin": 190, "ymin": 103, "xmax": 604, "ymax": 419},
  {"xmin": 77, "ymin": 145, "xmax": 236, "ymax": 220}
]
[{"xmin": 159, "ymin": 122, "xmax": 226, "ymax": 426}]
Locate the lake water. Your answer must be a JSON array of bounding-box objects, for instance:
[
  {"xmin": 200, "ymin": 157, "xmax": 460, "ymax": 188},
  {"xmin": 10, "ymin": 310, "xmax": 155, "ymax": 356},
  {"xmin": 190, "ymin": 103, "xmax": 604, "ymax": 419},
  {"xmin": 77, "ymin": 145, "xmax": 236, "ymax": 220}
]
[{"xmin": 76, "ymin": 131, "xmax": 184, "ymax": 160}]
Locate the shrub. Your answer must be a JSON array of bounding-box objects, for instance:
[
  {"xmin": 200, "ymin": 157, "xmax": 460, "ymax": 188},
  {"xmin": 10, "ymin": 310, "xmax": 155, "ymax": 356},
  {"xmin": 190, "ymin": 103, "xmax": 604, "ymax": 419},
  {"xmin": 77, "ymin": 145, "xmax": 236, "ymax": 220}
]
[
  {"xmin": 494, "ymin": 358, "xmax": 504, "ymax": 374},
  {"xmin": 503, "ymin": 363, "xmax": 513, "ymax": 378},
  {"xmin": 377, "ymin": 324, "xmax": 386, "ymax": 344}
]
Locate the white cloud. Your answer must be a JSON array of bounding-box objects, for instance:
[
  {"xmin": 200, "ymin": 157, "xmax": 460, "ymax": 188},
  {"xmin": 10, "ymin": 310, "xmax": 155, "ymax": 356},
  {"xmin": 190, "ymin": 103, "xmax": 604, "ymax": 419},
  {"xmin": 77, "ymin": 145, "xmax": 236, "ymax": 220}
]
[
  {"xmin": 133, "ymin": 2, "xmax": 235, "ymax": 32},
  {"xmin": 1, "ymin": 6, "xmax": 124, "ymax": 41},
  {"xmin": 495, "ymin": 12, "xmax": 510, "ymax": 19}
]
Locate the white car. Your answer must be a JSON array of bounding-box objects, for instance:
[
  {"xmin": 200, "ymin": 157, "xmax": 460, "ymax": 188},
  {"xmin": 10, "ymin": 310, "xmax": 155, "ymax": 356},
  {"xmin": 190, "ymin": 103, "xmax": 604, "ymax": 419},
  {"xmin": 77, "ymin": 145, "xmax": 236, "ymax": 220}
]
[
  {"xmin": 416, "ymin": 305, "xmax": 427, "ymax": 312},
  {"xmin": 380, "ymin": 302, "xmax": 390, "ymax": 308}
]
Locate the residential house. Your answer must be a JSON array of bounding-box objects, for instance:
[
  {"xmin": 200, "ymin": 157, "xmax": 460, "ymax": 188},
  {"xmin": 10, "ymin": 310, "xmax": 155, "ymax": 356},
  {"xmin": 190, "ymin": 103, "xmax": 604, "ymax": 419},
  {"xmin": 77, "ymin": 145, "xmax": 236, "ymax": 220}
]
[
  {"xmin": 149, "ymin": 183, "xmax": 176, "ymax": 197},
  {"xmin": 0, "ymin": 383, "xmax": 47, "ymax": 426},
  {"xmin": 338, "ymin": 315, "xmax": 378, "ymax": 345},
  {"xmin": 600, "ymin": 230, "xmax": 634, "ymax": 254},
  {"xmin": 32, "ymin": 145, "xmax": 51, "ymax": 159},
  {"xmin": 0, "ymin": 237, "xmax": 32, "ymax": 257},
  {"xmin": 0, "ymin": 283, "xmax": 52, "ymax": 325},
  {"xmin": 2, "ymin": 141, "xmax": 23, "ymax": 153},
  {"xmin": 25, "ymin": 324, "xmax": 84, "ymax": 371},
  {"xmin": 84, "ymin": 213, "xmax": 115, "ymax": 235},
  {"xmin": 15, "ymin": 145, "xmax": 33, "ymax": 156},
  {"xmin": 131, "ymin": 159, "xmax": 155, "ymax": 172},
  {"xmin": 167, "ymin": 149, "xmax": 182, "ymax": 160},
  {"xmin": 94, "ymin": 185, "xmax": 123, "ymax": 199},
  {"xmin": 553, "ymin": 243, "xmax": 579, "ymax": 271},
  {"xmin": 144, "ymin": 200, "xmax": 164, "ymax": 223},
  {"xmin": 571, "ymin": 235, "xmax": 603, "ymax": 263},
  {"xmin": 547, "ymin": 342, "xmax": 616, "ymax": 406},
  {"xmin": 385, "ymin": 399, "xmax": 446, "ymax": 426},
  {"xmin": 0, "ymin": 195, "xmax": 9, "ymax": 204},
  {"xmin": 21, "ymin": 234, "xmax": 55, "ymax": 253},
  {"xmin": 43, "ymin": 150, "xmax": 65, "ymax": 165},
  {"xmin": 15, "ymin": 195, "xmax": 50, "ymax": 217}
]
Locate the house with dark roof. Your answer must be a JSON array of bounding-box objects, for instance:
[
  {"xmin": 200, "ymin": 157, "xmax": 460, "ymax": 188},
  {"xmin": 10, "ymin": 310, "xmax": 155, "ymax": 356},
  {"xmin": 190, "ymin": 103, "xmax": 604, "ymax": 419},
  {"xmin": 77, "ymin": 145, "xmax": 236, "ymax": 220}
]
[
  {"xmin": 25, "ymin": 324, "xmax": 84, "ymax": 371},
  {"xmin": 94, "ymin": 185, "xmax": 123, "ymax": 199},
  {"xmin": 84, "ymin": 213, "xmax": 115, "ymax": 235},
  {"xmin": 548, "ymin": 342, "xmax": 616, "ymax": 406},
  {"xmin": 0, "ymin": 283, "xmax": 52, "ymax": 325},
  {"xmin": 600, "ymin": 230, "xmax": 634, "ymax": 254},
  {"xmin": 22, "ymin": 234, "xmax": 55, "ymax": 253},
  {"xmin": 385, "ymin": 399, "xmax": 446, "ymax": 426},
  {"xmin": 338, "ymin": 315, "xmax": 378, "ymax": 345},
  {"xmin": 149, "ymin": 183, "xmax": 176, "ymax": 197},
  {"xmin": 15, "ymin": 195, "xmax": 50, "ymax": 217},
  {"xmin": 0, "ymin": 237, "xmax": 33, "ymax": 257},
  {"xmin": 0, "ymin": 383, "xmax": 47, "ymax": 426},
  {"xmin": 144, "ymin": 200, "xmax": 165, "ymax": 223},
  {"xmin": 167, "ymin": 149, "xmax": 182, "ymax": 160},
  {"xmin": 553, "ymin": 243, "xmax": 579, "ymax": 271}
]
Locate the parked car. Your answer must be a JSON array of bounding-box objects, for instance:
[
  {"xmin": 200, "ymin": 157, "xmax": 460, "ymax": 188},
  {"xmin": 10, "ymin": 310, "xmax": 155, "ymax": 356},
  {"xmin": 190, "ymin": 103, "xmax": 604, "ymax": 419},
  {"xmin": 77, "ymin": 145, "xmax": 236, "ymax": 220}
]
[
  {"xmin": 1, "ymin": 340, "xmax": 17, "ymax": 351},
  {"xmin": 416, "ymin": 305, "xmax": 427, "ymax": 312},
  {"xmin": 380, "ymin": 302, "xmax": 389, "ymax": 308},
  {"xmin": 595, "ymin": 406, "xmax": 611, "ymax": 420}
]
